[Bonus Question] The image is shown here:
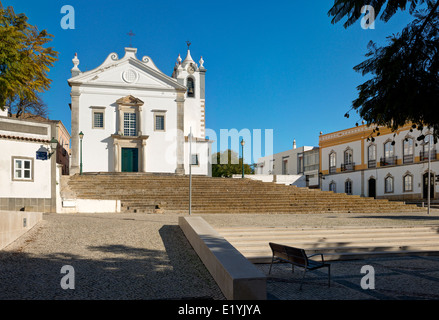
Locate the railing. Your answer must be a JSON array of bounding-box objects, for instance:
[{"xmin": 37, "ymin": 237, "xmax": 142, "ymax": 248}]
[
  {"xmin": 403, "ymin": 154, "xmax": 414, "ymax": 164},
  {"xmin": 329, "ymin": 166, "xmax": 336, "ymax": 174},
  {"xmin": 341, "ymin": 162, "xmax": 355, "ymax": 172},
  {"xmin": 368, "ymin": 159, "xmax": 376, "ymax": 168},
  {"xmin": 380, "ymin": 156, "xmax": 397, "ymax": 166},
  {"xmin": 420, "ymin": 150, "xmax": 437, "ymax": 161}
]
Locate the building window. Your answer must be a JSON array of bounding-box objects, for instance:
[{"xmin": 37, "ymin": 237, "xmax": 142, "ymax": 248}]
[
  {"xmin": 342, "ymin": 148, "xmax": 354, "ymax": 171},
  {"xmin": 345, "ymin": 180, "xmax": 352, "ymax": 195},
  {"xmin": 187, "ymin": 77, "xmax": 195, "ymax": 98},
  {"xmin": 123, "ymin": 113, "xmax": 137, "ymax": 136},
  {"xmin": 155, "ymin": 115, "xmax": 165, "ymax": 131},
  {"xmin": 403, "ymin": 138, "xmax": 414, "ymax": 163},
  {"xmin": 384, "ymin": 141, "xmax": 394, "ymax": 158},
  {"xmin": 93, "ymin": 111, "xmax": 104, "ymax": 129},
  {"xmin": 12, "ymin": 157, "xmax": 33, "ymax": 181},
  {"xmin": 304, "ymin": 150, "xmax": 319, "ymax": 172},
  {"xmin": 297, "ymin": 153, "xmax": 304, "ymax": 174},
  {"xmin": 368, "ymin": 144, "xmax": 376, "ymax": 168},
  {"xmin": 344, "ymin": 148, "xmax": 353, "ymax": 164},
  {"xmin": 381, "ymin": 141, "xmax": 396, "ymax": 166},
  {"xmin": 191, "ymin": 154, "xmax": 199, "ymax": 166},
  {"xmin": 421, "ymin": 134, "xmax": 435, "ymax": 161},
  {"xmin": 329, "ymin": 182, "xmax": 336, "ymax": 193},
  {"xmin": 403, "ymin": 174, "xmax": 413, "ymax": 192},
  {"xmin": 329, "ymin": 152, "xmax": 336, "ymax": 174},
  {"xmin": 385, "ymin": 175, "xmax": 394, "ymax": 193}
]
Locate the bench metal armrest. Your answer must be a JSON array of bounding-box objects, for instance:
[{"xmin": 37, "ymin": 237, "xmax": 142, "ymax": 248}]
[{"xmin": 307, "ymin": 253, "xmax": 325, "ymax": 262}]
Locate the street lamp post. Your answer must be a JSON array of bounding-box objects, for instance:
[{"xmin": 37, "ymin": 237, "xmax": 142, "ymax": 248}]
[
  {"xmin": 79, "ymin": 131, "xmax": 84, "ymax": 175},
  {"xmin": 189, "ymin": 127, "xmax": 192, "ymax": 215},
  {"xmin": 427, "ymin": 135, "xmax": 432, "ymax": 215},
  {"xmin": 241, "ymin": 139, "xmax": 245, "ymax": 179}
]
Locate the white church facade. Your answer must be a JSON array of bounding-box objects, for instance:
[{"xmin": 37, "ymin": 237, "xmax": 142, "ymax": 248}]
[{"xmin": 68, "ymin": 46, "xmax": 210, "ymax": 175}]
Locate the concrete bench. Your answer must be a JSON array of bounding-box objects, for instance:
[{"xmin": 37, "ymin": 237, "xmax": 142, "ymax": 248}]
[{"xmin": 179, "ymin": 216, "xmax": 266, "ymax": 300}]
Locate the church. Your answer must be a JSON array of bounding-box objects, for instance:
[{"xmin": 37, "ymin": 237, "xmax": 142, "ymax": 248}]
[{"xmin": 67, "ymin": 45, "xmax": 211, "ymax": 176}]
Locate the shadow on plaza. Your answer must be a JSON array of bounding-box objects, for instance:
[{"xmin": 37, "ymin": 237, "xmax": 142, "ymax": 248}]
[{"xmin": 0, "ymin": 225, "xmax": 221, "ymax": 300}]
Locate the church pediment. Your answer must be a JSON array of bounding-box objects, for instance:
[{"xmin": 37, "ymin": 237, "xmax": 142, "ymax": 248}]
[
  {"xmin": 116, "ymin": 95, "xmax": 144, "ymax": 105},
  {"xmin": 68, "ymin": 48, "xmax": 186, "ymax": 91}
]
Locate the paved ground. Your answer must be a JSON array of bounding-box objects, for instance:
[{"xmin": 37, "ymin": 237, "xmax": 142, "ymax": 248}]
[
  {"xmin": 1, "ymin": 211, "xmax": 439, "ymax": 300},
  {"xmin": 0, "ymin": 213, "xmax": 224, "ymax": 300}
]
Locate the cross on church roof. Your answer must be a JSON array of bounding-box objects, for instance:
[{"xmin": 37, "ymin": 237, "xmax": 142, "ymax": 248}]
[{"xmin": 127, "ymin": 30, "xmax": 135, "ymax": 47}]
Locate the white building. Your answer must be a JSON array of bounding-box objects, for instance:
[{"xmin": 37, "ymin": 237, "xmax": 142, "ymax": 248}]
[
  {"xmin": 0, "ymin": 109, "xmax": 59, "ymax": 212},
  {"xmin": 67, "ymin": 46, "xmax": 210, "ymax": 175},
  {"xmin": 319, "ymin": 123, "xmax": 438, "ymax": 201},
  {"xmin": 254, "ymin": 140, "xmax": 319, "ymax": 187}
]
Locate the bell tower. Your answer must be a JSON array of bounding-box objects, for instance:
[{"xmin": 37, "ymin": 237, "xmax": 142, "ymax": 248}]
[{"xmin": 172, "ymin": 42, "xmax": 206, "ymax": 139}]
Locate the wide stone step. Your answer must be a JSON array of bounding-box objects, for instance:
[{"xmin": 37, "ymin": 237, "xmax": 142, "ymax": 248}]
[
  {"xmin": 66, "ymin": 174, "xmax": 420, "ymax": 214},
  {"xmin": 216, "ymin": 226, "xmax": 439, "ymax": 262}
]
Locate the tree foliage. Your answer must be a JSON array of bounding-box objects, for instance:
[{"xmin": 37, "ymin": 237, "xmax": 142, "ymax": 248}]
[
  {"xmin": 212, "ymin": 149, "xmax": 253, "ymax": 178},
  {"xmin": 6, "ymin": 94, "xmax": 48, "ymax": 119},
  {"xmin": 329, "ymin": 0, "xmax": 428, "ymax": 28},
  {"xmin": 0, "ymin": 2, "xmax": 58, "ymax": 109},
  {"xmin": 329, "ymin": 0, "xmax": 439, "ymax": 140}
]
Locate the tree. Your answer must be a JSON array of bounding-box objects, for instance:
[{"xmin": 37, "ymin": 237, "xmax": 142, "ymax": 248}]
[
  {"xmin": 212, "ymin": 149, "xmax": 253, "ymax": 178},
  {"xmin": 6, "ymin": 94, "xmax": 48, "ymax": 119},
  {"xmin": 328, "ymin": 0, "xmax": 439, "ymax": 141},
  {"xmin": 0, "ymin": 2, "xmax": 58, "ymax": 109}
]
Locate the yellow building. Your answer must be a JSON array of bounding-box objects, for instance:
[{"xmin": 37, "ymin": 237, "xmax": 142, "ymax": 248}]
[{"xmin": 319, "ymin": 123, "xmax": 438, "ymax": 201}]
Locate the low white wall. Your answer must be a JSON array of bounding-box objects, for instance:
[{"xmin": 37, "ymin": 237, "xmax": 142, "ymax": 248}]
[
  {"xmin": 179, "ymin": 216, "xmax": 267, "ymax": 300},
  {"xmin": 58, "ymin": 199, "xmax": 121, "ymax": 214},
  {"xmin": 276, "ymin": 175, "xmax": 306, "ymax": 186},
  {"xmin": 0, "ymin": 210, "xmax": 43, "ymax": 249},
  {"xmin": 234, "ymin": 174, "xmax": 306, "ymax": 186}
]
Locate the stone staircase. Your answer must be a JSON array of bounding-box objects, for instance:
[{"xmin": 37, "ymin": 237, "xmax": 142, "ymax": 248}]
[
  {"xmin": 217, "ymin": 225, "xmax": 439, "ymax": 262},
  {"xmin": 64, "ymin": 173, "xmax": 424, "ymax": 214}
]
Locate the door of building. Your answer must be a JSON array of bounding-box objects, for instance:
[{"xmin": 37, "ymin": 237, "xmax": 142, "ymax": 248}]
[
  {"xmin": 423, "ymin": 172, "xmax": 435, "ymax": 199},
  {"xmin": 282, "ymin": 159, "xmax": 288, "ymax": 175},
  {"xmin": 121, "ymin": 148, "xmax": 139, "ymax": 172},
  {"xmin": 368, "ymin": 178, "xmax": 376, "ymax": 199}
]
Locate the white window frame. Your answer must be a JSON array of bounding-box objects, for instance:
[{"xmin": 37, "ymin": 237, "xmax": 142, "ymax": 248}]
[
  {"xmin": 403, "ymin": 174, "xmax": 413, "ymax": 192},
  {"xmin": 123, "ymin": 112, "xmax": 137, "ymax": 136},
  {"xmin": 93, "ymin": 111, "xmax": 104, "ymax": 129},
  {"xmin": 91, "ymin": 106, "xmax": 106, "ymax": 129},
  {"xmin": 368, "ymin": 144, "xmax": 376, "ymax": 161},
  {"xmin": 12, "ymin": 157, "xmax": 33, "ymax": 182},
  {"xmin": 403, "ymin": 138, "xmax": 414, "ymax": 156},
  {"xmin": 344, "ymin": 148, "xmax": 353, "ymax": 165},
  {"xmin": 384, "ymin": 141, "xmax": 394, "ymax": 158},
  {"xmin": 385, "ymin": 175, "xmax": 394, "ymax": 193},
  {"xmin": 154, "ymin": 114, "xmax": 166, "ymax": 132}
]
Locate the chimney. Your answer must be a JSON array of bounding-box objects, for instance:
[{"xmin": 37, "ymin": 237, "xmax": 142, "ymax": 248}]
[{"xmin": 293, "ymin": 139, "xmax": 296, "ymax": 149}]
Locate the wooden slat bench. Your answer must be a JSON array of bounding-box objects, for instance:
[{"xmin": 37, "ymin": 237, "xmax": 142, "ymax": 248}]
[{"xmin": 268, "ymin": 242, "xmax": 331, "ymax": 289}]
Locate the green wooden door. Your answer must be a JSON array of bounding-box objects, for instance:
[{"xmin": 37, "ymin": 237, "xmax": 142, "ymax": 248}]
[{"xmin": 121, "ymin": 148, "xmax": 139, "ymax": 172}]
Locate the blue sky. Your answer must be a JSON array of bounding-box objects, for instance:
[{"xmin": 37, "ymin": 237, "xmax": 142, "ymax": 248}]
[{"xmin": 6, "ymin": 0, "xmax": 414, "ymax": 161}]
